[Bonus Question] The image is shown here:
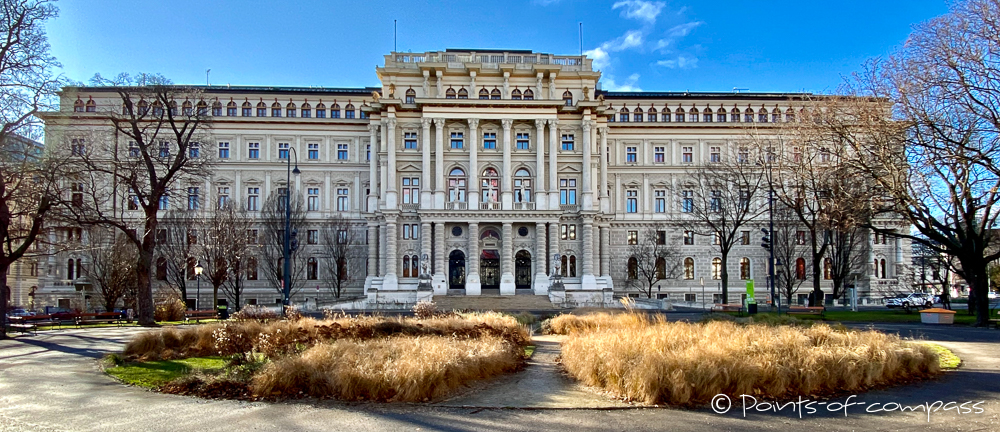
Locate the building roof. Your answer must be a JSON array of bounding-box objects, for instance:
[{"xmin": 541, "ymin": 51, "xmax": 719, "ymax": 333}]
[
  {"xmin": 62, "ymin": 85, "xmax": 380, "ymax": 96},
  {"xmin": 598, "ymin": 90, "xmax": 814, "ymax": 100}
]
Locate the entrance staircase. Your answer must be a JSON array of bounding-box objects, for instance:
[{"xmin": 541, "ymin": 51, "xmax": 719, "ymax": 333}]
[{"xmin": 431, "ymin": 295, "xmax": 561, "ymax": 311}]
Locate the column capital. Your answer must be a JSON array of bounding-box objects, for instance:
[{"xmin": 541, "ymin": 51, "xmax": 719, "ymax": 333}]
[
  {"xmin": 501, "ymin": 118, "xmax": 513, "ymax": 130},
  {"xmin": 534, "ymin": 118, "xmax": 546, "ymax": 128},
  {"xmin": 547, "ymin": 119, "xmax": 559, "ymax": 127},
  {"xmin": 598, "ymin": 126, "xmax": 609, "ymax": 136},
  {"xmin": 421, "ymin": 118, "xmax": 431, "ymax": 129},
  {"xmin": 581, "ymin": 119, "xmax": 594, "ymax": 130},
  {"xmin": 468, "ymin": 118, "xmax": 480, "ymax": 129},
  {"xmin": 433, "ymin": 118, "xmax": 445, "ymax": 129},
  {"xmin": 386, "ymin": 118, "xmax": 397, "ymax": 129},
  {"xmin": 368, "ymin": 123, "xmax": 380, "ymax": 133}
]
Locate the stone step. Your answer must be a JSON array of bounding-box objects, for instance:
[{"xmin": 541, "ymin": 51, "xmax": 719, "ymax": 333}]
[{"xmin": 431, "ymin": 295, "xmax": 561, "ymax": 311}]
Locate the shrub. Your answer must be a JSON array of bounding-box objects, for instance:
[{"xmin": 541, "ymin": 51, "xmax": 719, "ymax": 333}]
[
  {"xmin": 413, "ymin": 300, "xmax": 437, "ymax": 319},
  {"xmin": 231, "ymin": 305, "xmax": 279, "ymax": 323},
  {"xmin": 153, "ymin": 291, "xmax": 186, "ymax": 322}
]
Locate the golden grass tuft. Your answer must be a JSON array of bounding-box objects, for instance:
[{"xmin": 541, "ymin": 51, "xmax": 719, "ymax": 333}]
[
  {"xmin": 557, "ymin": 315, "xmax": 941, "ymax": 406},
  {"xmin": 251, "ymin": 335, "xmax": 523, "ymax": 401}
]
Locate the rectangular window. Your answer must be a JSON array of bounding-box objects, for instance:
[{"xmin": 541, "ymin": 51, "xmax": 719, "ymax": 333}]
[
  {"xmin": 218, "ymin": 142, "xmax": 230, "ymax": 159},
  {"xmin": 248, "ymin": 142, "xmax": 260, "ymax": 159},
  {"xmin": 278, "ymin": 142, "xmax": 289, "ymax": 159},
  {"xmin": 337, "ymin": 143, "xmax": 348, "ymax": 160},
  {"xmin": 404, "ymin": 132, "xmax": 418, "ymax": 149},
  {"xmin": 654, "ymin": 146, "xmax": 665, "ymax": 163},
  {"xmin": 71, "ymin": 139, "xmax": 86, "ymax": 156},
  {"xmin": 704, "ymin": 112, "xmax": 713, "ymax": 122},
  {"xmin": 796, "ymin": 231, "xmax": 807, "ymax": 245},
  {"xmin": 626, "ymin": 146, "xmax": 637, "ymax": 163},
  {"xmin": 656, "ymin": 231, "xmax": 667, "ymax": 245},
  {"xmin": 402, "ymin": 177, "xmax": 420, "ymax": 204},
  {"xmin": 307, "ymin": 229, "xmax": 318, "ymax": 245},
  {"xmin": 483, "ymin": 132, "xmax": 497, "ymax": 149},
  {"xmin": 403, "ymin": 224, "xmax": 412, "ymax": 239},
  {"xmin": 710, "ymin": 146, "xmax": 721, "ymax": 163},
  {"xmin": 308, "ymin": 143, "xmax": 319, "ymax": 160},
  {"xmin": 247, "ymin": 229, "xmax": 258, "ymax": 244},
  {"xmin": 741, "ymin": 230, "xmax": 750, "ymax": 245},
  {"xmin": 561, "ymin": 224, "xmax": 577, "ymax": 240},
  {"xmin": 713, "ymin": 233, "xmax": 721, "ymax": 245},
  {"xmin": 402, "ymin": 224, "xmax": 420, "ymax": 240},
  {"xmin": 682, "ymin": 146, "xmax": 693, "ymax": 163},
  {"xmin": 337, "ymin": 188, "xmax": 349, "ymax": 211},
  {"xmin": 450, "ymin": 132, "xmax": 464, "ymax": 149},
  {"xmin": 158, "ymin": 141, "xmax": 170, "ymax": 158},
  {"xmin": 559, "ymin": 178, "xmax": 577, "ymax": 205},
  {"xmin": 561, "ymin": 134, "xmax": 574, "ymax": 151},
  {"xmin": 224, "ymin": 105, "xmax": 235, "ymax": 116},
  {"xmin": 626, "ymin": 189, "xmax": 638, "ymax": 213},
  {"xmin": 654, "ymin": 190, "xmax": 666, "ymax": 213},
  {"xmin": 246, "ymin": 187, "xmax": 260, "ymax": 211},
  {"xmin": 683, "ymin": 230, "xmax": 694, "ymax": 245},
  {"xmin": 682, "ymin": 190, "xmax": 693, "ymax": 213},
  {"xmin": 188, "ymin": 142, "xmax": 200, "ymax": 158},
  {"xmin": 217, "ymin": 186, "xmax": 230, "ymax": 209},
  {"xmin": 627, "ymin": 230, "xmax": 638, "ymax": 245},
  {"xmin": 516, "ymin": 133, "xmax": 529, "ymax": 150},
  {"xmin": 158, "ymin": 191, "xmax": 169, "ymax": 210},
  {"xmin": 307, "ymin": 187, "xmax": 319, "ymax": 211}
]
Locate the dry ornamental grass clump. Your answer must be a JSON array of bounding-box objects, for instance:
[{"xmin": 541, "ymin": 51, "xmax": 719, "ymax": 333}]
[{"xmin": 557, "ymin": 315, "xmax": 941, "ymax": 406}]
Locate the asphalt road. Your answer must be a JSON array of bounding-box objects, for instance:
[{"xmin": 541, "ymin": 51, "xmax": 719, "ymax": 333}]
[{"xmin": 0, "ymin": 323, "xmax": 998, "ymax": 432}]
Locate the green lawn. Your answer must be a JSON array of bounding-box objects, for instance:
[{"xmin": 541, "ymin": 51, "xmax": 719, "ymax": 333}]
[
  {"xmin": 106, "ymin": 357, "xmax": 227, "ymax": 388},
  {"xmin": 737, "ymin": 309, "xmax": 993, "ymax": 325},
  {"xmin": 922, "ymin": 343, "xmax": 961, "ymax": 369}
]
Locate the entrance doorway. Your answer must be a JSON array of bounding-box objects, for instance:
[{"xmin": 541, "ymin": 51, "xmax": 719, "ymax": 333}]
[
  {"xmin": 480, "ymin": 250, "xmax": 500, "ymax": 289},
  {"xmin": 515, "ymin": 250, "xmax": 532, "ymax": 289},
  {"xmin": 449, "ymin": 250, "xmax": 466, "ymax": 290}
]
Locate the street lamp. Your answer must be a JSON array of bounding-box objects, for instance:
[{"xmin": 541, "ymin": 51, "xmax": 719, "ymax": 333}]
[
  {"xmin": 193, "ymin": 262, "xmax": 203, "ymax": 310},
  {"xmin": 283, "ymin": 147, "xmax": 301, "ymax": 314}
]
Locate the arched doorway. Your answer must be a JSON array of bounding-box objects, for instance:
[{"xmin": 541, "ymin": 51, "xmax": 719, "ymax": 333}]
[
  {"xmin": 480, "ymin": 250, "xmax": 500, "ymax": 289},
  {"xmin": 515, "ymin": 250, "xmax": 532, "ymax": 289},
  {"xmin": 449, "ymin": 250, "xmax": 466, "ymax": 290}
]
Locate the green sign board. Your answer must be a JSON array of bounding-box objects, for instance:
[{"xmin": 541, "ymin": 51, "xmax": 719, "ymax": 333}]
[{"xmin": 746, "ymin": 280, "xmax": 755, "ymax": 303}]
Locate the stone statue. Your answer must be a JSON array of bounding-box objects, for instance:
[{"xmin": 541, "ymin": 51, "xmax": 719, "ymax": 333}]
[
  {"xmin": 388, "ymin": 83, "xmax": 396, "ymax": 99},
  {"xmin": 371, "ymin": 91, "xmax": 380, "ymax": 102}
]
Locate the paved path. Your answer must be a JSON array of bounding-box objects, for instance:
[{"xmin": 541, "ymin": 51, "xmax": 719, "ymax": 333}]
[{"xmin": 0, "ymin": 324, "xmax": 999, "ymax": 431}]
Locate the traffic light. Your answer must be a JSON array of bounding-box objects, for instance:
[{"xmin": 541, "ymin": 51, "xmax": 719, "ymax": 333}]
[
  {"xmin": 761, "ymin": 228, "xmax": 771, "ymax": 250},
  {"xmin": 290, "ymin": 229, "xmax": 299, "ymax": 252}
]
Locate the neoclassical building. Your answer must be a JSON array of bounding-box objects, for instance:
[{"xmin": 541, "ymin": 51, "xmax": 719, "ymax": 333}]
[{"xmin": 32, "ymin": 49, "xmax": 910, "ymax": 310}]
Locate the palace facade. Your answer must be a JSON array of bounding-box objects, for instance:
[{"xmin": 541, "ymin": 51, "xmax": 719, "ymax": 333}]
[{"xmin": 31, "ymin": 49, "xmax": 910, "ymax": 310}]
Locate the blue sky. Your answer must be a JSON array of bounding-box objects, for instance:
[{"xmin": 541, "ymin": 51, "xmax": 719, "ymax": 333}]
[{"xmin": 47, "ymin": 0, "xmax": 949, "ymax": 94}]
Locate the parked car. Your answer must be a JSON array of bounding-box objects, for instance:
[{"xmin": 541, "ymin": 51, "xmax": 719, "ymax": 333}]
[{"xmin": 886, "ymin": 293, "xmax": 935, "ymax": 309}]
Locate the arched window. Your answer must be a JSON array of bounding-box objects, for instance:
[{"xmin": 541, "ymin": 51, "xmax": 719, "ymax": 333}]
[
  {"xmin": 873, "ymin": 258, "xmax": 879, "ymax": 276},
  {"xmin": 628, "ymin": 257, "xmax": 638, "ymax": 280},
  {"xmin": 479, "ymin": 88, "xmax": 490, "ymax": 100},
  {"xmin": 823, "ymin": 258, "xmax": 832, "ymax": 280},
  {"xmin": 744, "ymin": 108, "xmax": 755, "ymax": 123},
  {"xmin": 402, "ymin": 255, "xmax": 411, "ymax": 277},
  {"xmin": 795, "ymin": 258, "xmax": 806, "ymax": 280},
  {"xmin": 168, "ymin": 100, "xmax": 177, "ymax": 115},
  {"xmin": 446, "ymin": 87, "xmax": 456, "ymax": 99},
  {"xmin": 647, "ymin": 106, "xmax": 658, "ymax": 122},
  {"xmin": 562, "ymin": 255, "xmax": 569, "ymax": 277},
  {"xmin": 156, "ymin": 257, "xmax": 167, "ymax": 280},
  {"xmin": 688, "ymin": 107, "xmax": 699, "ymax": 122},
  {"xmin": 880, "ymin": 259, "xmax": 887, "ymax": 279},
  {"xmin": 562, "ymin": 90, "xmax": 573, "ymax": 106},
  {"xmin": 712, "ymin": 257, "xmax": 722, "ymax": 280},
  {"xmin": 717, "ymin": 107, "xmax": 728, "ymax": 122},
  {"xmin": 481, "ymin": 168, "xmax": 499, "ymax": 203},
  {"xmin": 152, "ymin": 101, "xmax": 164, "ymax": 116},
  {"xmin": 513, "ymin": 169, "xmax": 531, "ymax": 203},
  {"xmin": 511, "ymin": 88, "xmax": 522, "ymax": 100},
  {"xmin": 271, "ymin": 101, "xmax": 282, "ymax": 117},
  {"xmin": 490, "ymin": 88, "xmax": 501, "ymax": 100},
  {"xmin": 226, "ymin": 100, "xmax": 236, "ymax": 116},
  {"xmin": 523, "ymin": 89, "xmax": 534, "ymax": 100},
  {"xmin": 771, "ymin": 107, "xmax": 781, "ymax": 123},
  {"xmin": 675, "ymin": 107, "xmax": 686, "ymax": 122},
  {"xmin": 241, "ymin": 101, "xmax": 251, "ymax": 116},
  {"xmin": 703, "ymin": 107, "xmax": 713, "ymax": 122},
  {"xmin": 137, "ymin": 100, "xmax": 149, "ymax": 115},
  {"xmin": 67, "ymin": 259, "xmax": 75, "ymax": 280},
  {"xmin": 286, "ymin": 102, "xmax": 297, "ymax": 118},
  {"xmin": 73, "ymin": 99, "xmax": 84, "ymax": 112},
  {"xmin": 307, "ymin": 257, "xmax": 318, "ymax": 280},
  {"xmin": 740, "ymin": 257, "xmax": 751, "ymax": 280},
  {"xmin": 633, "ymin": 106, "xmax": 643, "ymax": 122},
  {"xmin": 405, "ymin": 88, "xmax": 416, "ymax": 104},
  {"xmin": 182, "ymin": 100, "xmax": 193, "ymax": 116},
  {"xmin": 331, "ymin": 102, "xmax": 341, "ymax": 118},
  {"xmin": 411, "ymin": 255, "xmax": 419, "ymax": 277},
  {"xmin": 256, "ymin": 101, "xmax": 267, "ymax": 117},
  {"xmin": 662, "ymin": 107, "xmax": 672, "ymax": 122},
  {"xmin": 85, "ymin": 99, "xmax": 96, "ymax": 112},
  {"xmin": 316, "ymin": 102, "xmax": 326, "ymax": 118},
  {"xmin": 300, "ymin": 102, "xmax": 311, "ymax": 118},
  {"xmin": 730, "ymin": 107, "xmax": 741, "ymax": 122},
  {"xmin": 569, "ymin": 255, "xmax": 577, "ymax": 277},
  {"xmin": 457, "ymin": 88, "xmax": 468, "ymax": 99},
  {"xmin": 619, "ymin": 107, "xmax": 630, "ymax": 122},
  {"xmin": 758, "ymin": 107, "xmax": 769, "ymax": 123},
  {"xmin": 785, "ymin": 109, "xmax": 796, "ymax": 122},
  {"xmin": 448, "ymin": 168, "xmax": 467, "ymax": 202},
  {"xmin": 684, "ymin": 257, "xmax": 695, "ymax": 279},
  {"xmin": 655, "ymin": 257, "xmax": 666, "ymax": 279},
  {"xmin": 199, "ymin": 100, "xmax": 210, "ymax": 116},
  {"xmin": 344, "ymin": 103, "xmax": 355, "ymax": 119}
]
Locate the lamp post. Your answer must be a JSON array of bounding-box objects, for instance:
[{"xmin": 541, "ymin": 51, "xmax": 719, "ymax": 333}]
[
  {"xmin": 283, "ymin": 147, "xmax": 301, "ymax": 314},
  {"xmin": 193, "ymin": 262, "xmax": 203, "ymax": 310}
]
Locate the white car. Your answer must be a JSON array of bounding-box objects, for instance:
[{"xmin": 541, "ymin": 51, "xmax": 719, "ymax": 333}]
[{"xmin": 886, "ymin": 293, "xmax": 935, "ymax": 309}]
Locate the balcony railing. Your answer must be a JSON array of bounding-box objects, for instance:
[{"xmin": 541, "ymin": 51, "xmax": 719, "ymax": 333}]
[
  {"xmin": 479, "ymin": 202, "xmax": 501, "ymax": 210},
  {"xmin": 560, "ymin": 204, "xmax": 580, "ymax": 212},
  {"xmin": 400, "ymin": 203, "xmax": 419, "ymax": 211},
  {"xmin": 513, "ymin": 202, "xmax": 535, "ymax": 211},
  {"xmin": 446, "ymin": 201, "xmax": 468, "ymax": 210}
]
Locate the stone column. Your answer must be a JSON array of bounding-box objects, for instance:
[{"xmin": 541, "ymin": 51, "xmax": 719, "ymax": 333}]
[
  {"xmin": 501, "ymin": 118, "xmax": 513, "ymax": 209},
  {"xmin": 548, "ymin": 119, "xmax": 559, "ymax": 209},
  {"xmin": 581, "ymin": 216, "xmax": 597, "ymax": 290},
  {"xmin": 535, "ymin": 73, "xmax": 543, "ymax": 100},
  {"xmin": 367, "ymin": 124, "xmax": 379, "ymax": 212},
  {"xmin": 548, "ymin": 221, "xmax": 560, "ymax": 277},
  {"xmin": 378, "ymin": 219, "xmax": 387, "ymax": 277},
  {"xmin": 599, "ymin": 127, "xmax": 609, "ymax": 213},
  {"xmin": 420, "ymin": 118, "xmax": 432, "ymax": 207},
  {"xmin": 434, "ymin": 119, "xmax": 445, "ymax": 208},
  {"xmin": 420, "ymin": 221, "xmax": 431, "ymax": 274},
  {"xmin": 581, "ymin": 119, "xmax": 594, "ymax": 211},
  {"xmin": 385, "ymin": 118, "xmax": 398, "ymax": 209},
  {"xmin": 534, "ymin": 119, "xmax": 546, "ymax": 210},
  {"xmin": 435, "ymin": 71, "xmax": 443, "ymax": 98},
  {"xmin": 500, "ymin": 222, "xmax": 515, "ymax": 295},
  {"xmin": 383, "ymin": 216, "xmax": 398, "ymax": 290},
  {"xmin": 433, "ymin": 221, "xmax": 446, "ymax": 294},
  {"xmin": 367, "ymin": 222, "xmax": 379, "ymax": 277},
  {"xmin": 467, "ymin": 222, "xmax": 481, "ymax": 295},
  {"xmin": 468, "ymin": 118, "xmax": 480, "ymax": 205},
  {"xmin": 534, "ymin": 222, "xmax": 549, "ymax": 294},
  {"xmin": 600, "ymin": 226, "xmax": 611, "ymax": 277},
  {"xmin": 548, "ymin": 72, "xmax": 557, "ymax": 100},
  {"xmin": 422, "ymin": 70, "xmax": 430, "ymax": 97}
]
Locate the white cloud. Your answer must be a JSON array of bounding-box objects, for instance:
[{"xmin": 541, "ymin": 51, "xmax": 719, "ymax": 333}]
[
  {"xmin": 667, "ymin": 21, "xmax": 702, "ymax": 38},
  {"xmin": 655, "ymin": 56, "xmax": 698, "ymax": 69},
  {"xmin": 612, "ymin": 1, "xmax": 666, "ymax": 24},
  {"xmin": 603, "ymin": 73, "xmax": 643, "ymax": 92},
  {"xmin": 585, "ymin": 29, "xmax": 644, "ymax": 70},
  {"xmin": 584, "ymin": 47, "xmax": 611, "ymax": 70},
  {"xmin": 532, "ymin": 0, "xmax": 561, "ymax": 5}
]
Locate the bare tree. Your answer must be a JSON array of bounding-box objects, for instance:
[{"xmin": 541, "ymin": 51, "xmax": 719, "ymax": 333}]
[
  {"xmin": 81, "ymin": 228, "xmax": 138, "ymax": 312},
  {"xmin": 770, "ymin": 206, "xmax": 807, "ymax": 306},
  {"xmin": 201, "ymin": 202, "xmax": 252, "ymax": 309},
  {"xmin": 58, "ymin": 74, "xmax": 213, "ymax": 325},
  {"xmin": 155, "ymin": 210, "xmax": 198, "ymax": 303},
  {"xmin": 683, "ymin": 144, "xmax": 767, "ymax": 302},
  {"xmin": 624, "ymin": 226, "xmax": 685, "ymax": 298},
  {"xmin": 258, "ymin": 189, "xmax": 305, "ymax": 302},
  {"xmin": 0, "ymin": 0, "xmax": 60, "ymax": 336},
  {"xmin": 320, "ymin": 215, "xmax": 363, "ymax": 299}
]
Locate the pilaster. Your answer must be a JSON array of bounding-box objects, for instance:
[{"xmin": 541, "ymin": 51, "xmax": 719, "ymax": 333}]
[
  {"xmin": 500, "ymin": 222, "xmax": 515, "ymax": 295},
  {"xmin": 433, "ymin": 221, "xmax": 446, "ymax": 294},
  {"xmin": 433, "ymin": 119, "xmax": 445, "ymax": 209},
  {"xmin": 468, "ymin": 118, "xmax": 480, "ymax": 205},
  {"xmin": 581, "ymin": 216, "xmax": 597, "ymax": 290},
  {"xmin": 548, "ymin": 119, "xmax": 559, "ymax": 210},
  {"xmin": 534, "ymin": 222, "xmax": 550, "ymax": 294},
  {"xmin": 420, "ymin": 118, "xmax": 432, "ymax": 207},
  {"xmin": 501, "ymin": 118, "xmax": 513, "ymax": 210},
  {"xmin": 599, "ymin": 126, "xmax": 609, "ymax": 213},
  {"xmin": 384, "ymin": 118, "xmax": 398, "ymax": 209},
  {"xmin": 383, "ymin": 215, "xmax": 398, "ymax": 290},
  {"xmin": 467, "ymin": 222, "xmax": 481, "ymax": 295},
  {"xmin": 581, "ymin": 118, "xmax": 594, "ymax": 211},
  {"xmin": 534, "ymin": 119, "xmax": 547, "ymax": 210}
]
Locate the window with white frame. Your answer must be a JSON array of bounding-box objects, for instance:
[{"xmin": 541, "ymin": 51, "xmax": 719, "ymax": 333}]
[
  {"xmin": 710, "ymin": 146, "xmax": 721, "ymax": 163},
  {"xmin": 713, "ymin": 233, "xmax": 721, "ymax": 245},
  {"xmin": 682, "ymin": 146, "xmax": 693, "ymax": 163},
  {"xmin": 516, "ymin": 133, "xmax": 529, "ymax": 150},
  {"xmin": 404, "ymin": 132, "xmax": 417, "ymax": 149},
  {"xmin": 158, "ymin": 141, "xmax": 170, "ymax": 158},
  {"xmin": 336, "ymin": 188, "xmax": 349, "ymax": 211},
  {"xmin": 626, "ymin": 146, "xmax": 637, "ymax": 163},
  {"xmin": 128, "ymin": 141, "xmax": 140, "ymax": 157},
  {"xmin": 403, "ymin": 223, "xmax": 420, "ymax": 239},
  {"xmin": 158, "ymin": 190, "xmax": 169, "ymax": 210},
  {"xmin": 337, "ymin": 143, "xmax": 349, "ymax": 160},
  {"xmin": 247, "ymin": 187, "xmax": 260, "ymax": 211},
  {"xmin": 559, "ymin": 178, "xmax": 577, "ymax": 205},
  {"xmin": 187, "ymin": 187, "xmax": 199, "ymax": 210},
  {"xmin": 710, "ymin": 190, "xmax": 722, "ymax": 212},
  {"xmin": 402, "ymin": 177, "xmax": 419, "ymax": 204},
  {"xmin": 654, "ymin": 190, "xmax": 666, "ymax": 213},
  {"xmin": 278, "ymin": 142, "xmax": 289, "ymax": 159},
  {"xmin": 248, "ymin": 142, "xmax": 260, "ymax": 159},
  {"xmin": 483, "ymin": 132, "xmax": 497, "ymax": 149},
  {"xmin": 654, "ymin": 146, "xmax": 665, "ymax": 163},
  {"xmin": 307, "ymin": 187, "xmax": 319, "ymax": 211},
  {"xmin": 626, "ymin": 189, "xmax": 638, "ymax": 213},
  {"xmin": 682, "ymin": 190, "xmax": 693, "ymax": 212},
  {"xmin": 683, "ymin": 230, "xmax": 694, "ymax": 245},
  {"xmin": 218, "ymin": 142, "xmax": 230, "ymax": 159},
  {"xmin": 307, "ymin": 229, "xmax": 318, "ymax": 244},
  {"xmin": 450, "ymin": 132, "xmax": 464, "ymax": 149},
  {"xmin": 561, "ymin": 134, "xmax": 574, "ymax": 151},
  {"xmin": 188, "ymin": 142, "xmax": 200, "ymax": 158},
  {"xmin": 513, "ymin": 169, "xmax": 532, "ymax": 202},
  {"xmin": 217, "ymin": 186, "xmax": 230, "ymax": 209},
  {"xmin": 308, "ymin": 143, "xmax": 319, "ymax": 160},
  {"xmin": 448, "ymin": 168, "xmax": 466, "ymax": 202}
]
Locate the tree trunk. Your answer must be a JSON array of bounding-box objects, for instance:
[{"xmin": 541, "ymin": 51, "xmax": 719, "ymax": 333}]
[
  {"xmin": 0, "ymin": 269, "xmax": 9, "ymax": 340},
  {"xmin": 960, "ymin": 256, "xmax": 992, "ymax": 327},
  {"xmin": 135, "ymin": 213, "xmax": 158, "ymax": 326},
  {"xmin": 811, "ymin": 253, "xmax": 823, "ymax": 307},
  {"xmin": 720, "ymin": 253, "xmax": 730, "ymax": 303},
  {"xmin": 213, "ymin": 284, "xmax": 219, "ymax": 311}
]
